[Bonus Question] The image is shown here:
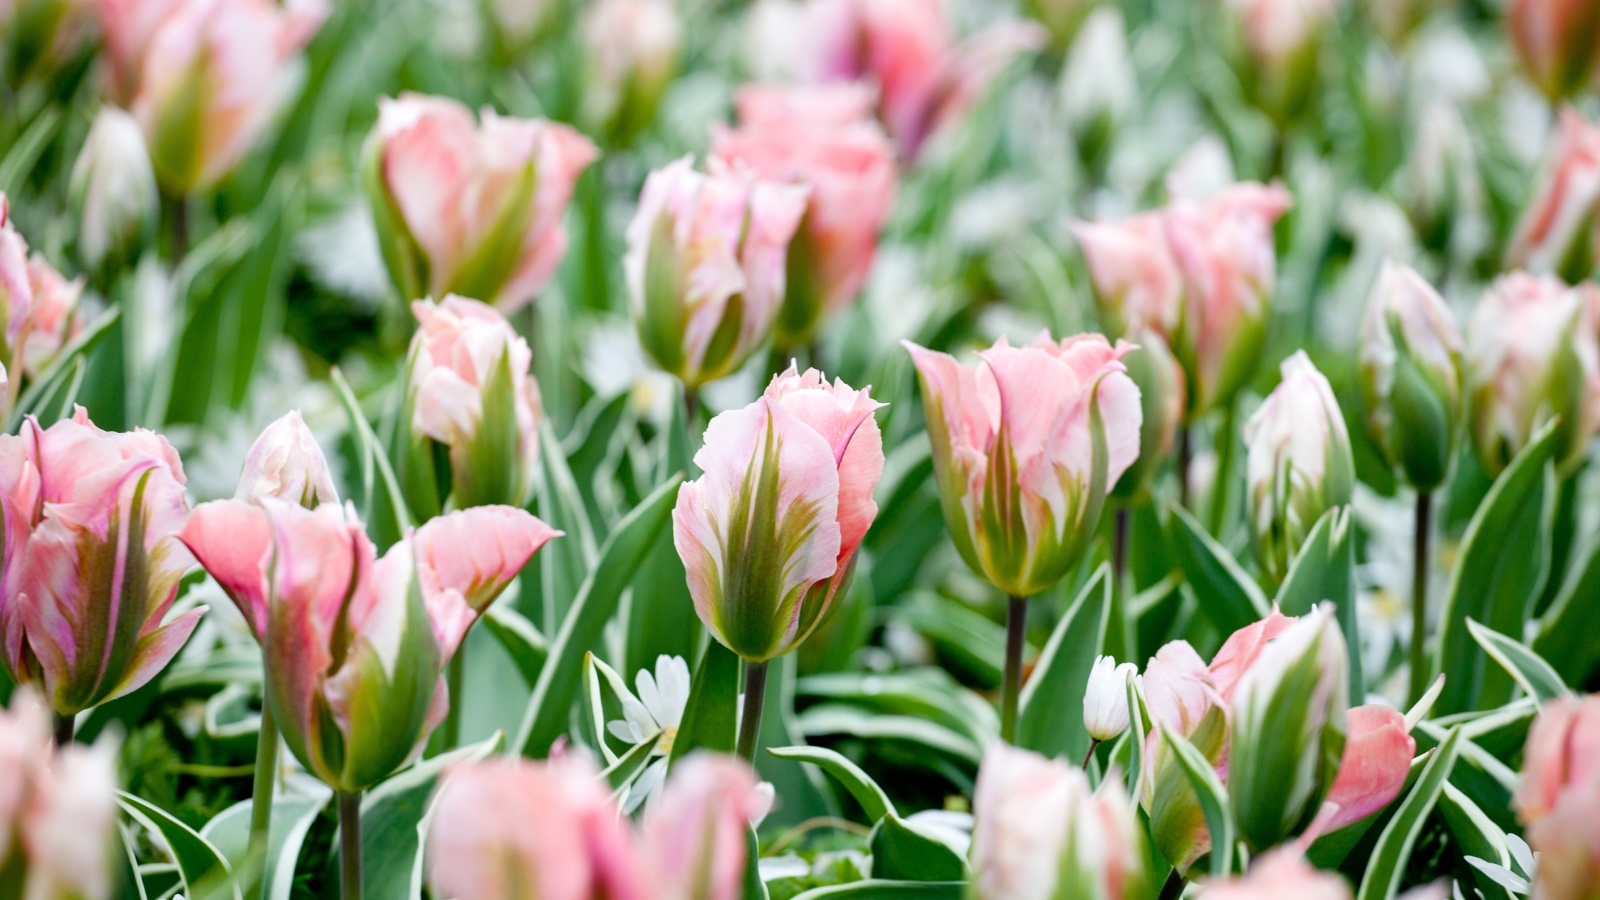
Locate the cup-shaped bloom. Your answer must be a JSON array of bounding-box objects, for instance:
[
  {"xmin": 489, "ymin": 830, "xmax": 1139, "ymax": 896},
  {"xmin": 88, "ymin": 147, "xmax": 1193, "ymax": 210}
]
[
  {"xmin": 130, "ymin": 0, "xmax": 329, "ymax": 194},
  {"xmin": 1059, "ymin": 8, "xmax": 1136, "ymax": 170},
  {"xmin": 256, "ymin": 500, "xmax": 557, "ymax": 792},
  {"xmin": 904, "ymin": 333, "xmax": 1142, "ymax": 599},
  {"xmin": 1466, "ymin": 273, "xmax": 1600, "ymax": 477},
  {"xmin": 19, "ymin": 253, "xmax": 83, "ymax": 379},
  {"xmin": 627, "ymin": 156, "xmax": 810, "ymax": 390},
  {"xmin": 673, "ymin": 368, "xmax": 883, "ymax": 663},
  {"xmin": 1225, "ymin": 0, "xmax": 1336, "ymax": 123},
  {"xmin": 234, "ymin": 409, "xmax": 339, "ymax": 508},
  {"xmin": 1358, "ymin": 262, "xmax": 1463, "ymax": 492},
  {"xmin": 1244, "ymin": 352, "xmax": 1354, "ymax": 585},
  {"xmin": 642, "ymin": 752, "xmax": 773, "ymax": 900},
  {"xmin": 1072, "ymin": 213, "xmax": 1183, "ymax": 342},
  {"xmin": 1113, "ymin": 328, "xmax": 1185, "ymax": 501},
  {"xmin": 365, "ymin": 94, "xmax": 598, "ymax": 313},
  {"xmin": 1515, "ymin": 695, "xmax": 1600, "ymax": 900},
  {"xmin": 0, "ymin": 195, "xmax": 34, "ymax": 372},
  {"xmin": 579, "ymin": 0, "xmax": 682, "ymax": 147},
  {"xmin": 0, "ymin": 409, "xmax": 203, "ymax": 716},
  {"xmin": 68, "ymin": 106, "xmax": 158, "ymax": 280},
  {"xmin": 1321, "ymin": 703, "xmax": 1416, "ymax": 833},
  {"xmin": 1227, "ymin": 605, "xmax": 1349, "ymax": 851},
  {"xmin": 711, "ymin": 84, "xmax": 897, "ymax": 348},
  {"xmin": 1199, "ymin": 848, "xmax": 1352, "ymax": 900},
  {"xmin": 1083, "ymin": 655, "xmax": 1136, "ymax": 742},
  {"xmin": 427, "ymin": 754, "xmax": 653, "ymax": 900},
  {"xmin": 970, "ymin": 742, "xmax": 1149, "ymax": 900},
  {"xmin": 1505, "ymin": 109, "xmax": 1600, "ymax": 281},
  {"xmin": 1506, "ymin": 0, "xmax": 1600, "ymax": 101},
  {"xmin": 403, "ymin": 295, "xmax": 542, "ymax": 511}
]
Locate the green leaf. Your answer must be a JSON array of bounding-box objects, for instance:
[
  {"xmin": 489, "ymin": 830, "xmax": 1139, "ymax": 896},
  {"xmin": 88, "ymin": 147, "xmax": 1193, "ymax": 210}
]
[
  {"xmin": 794, "ymin": 706, "xmax": 981, "ymax": 767},
  {"xmin": 1412, "ymin": 721, "xmax": 1518, "ymax": 832},
  {"xmin": 1167, "ymin": 503, "xmax": 1269, "ymax": 634},
  {"xmin": 332, "ymin": 367, "xmax": 412, "ymax": 549},
  {"xmin": 537, "ymin": 418, "xmax": 599, "ymax": 636},
  {"xmin": 1156, "ymin": 721, "xmax": 1235, "ymax": 878},
  {"xmin": 789, "ymin": 881, "xmax": 965, "ymax": 900},
  {"xmin": 797, "ymin": 669, "xmax": 996, "ymax": 748},
  {"xmin": 767, "ymin": 745, "xmax": 896, "ymax": 822},
  {"xmin": 0, "ymin": 105, "xmax": 60, "ymax": 193},
  {"xmin": 1435, "ymin": 420, "xmax": 1560, "ymax": 714},
  {"xmin": 1438, "ymin": 782, "xmax": 1516, "ymax": 900},
  {"xmin": 8, "ymin": 306, "xmax": 121, "ymax": 432},
  {"xmin": 894, "ymin": 592, "xmax": 1009, "ymax": 689},
  {"xmin": 1015, "ymin": 564, "xmax": 1110, "ymax": 760},
  {"xmin": 599, "ymin": 732, "xmax": 661, "ymax": 792},
  {"xmin": 1274, "ymin": 506, "xmax": 1362, "ymax": 698},
  {"xmin": 671, "ymin": 640, "xmax": 741, "ymax": 763},
  {"xmin": 479, "ymin": 604, "xmax": 548, "ymax": 688},
  {"xmin": 868, "ymin": 814, "xmax": 967, "ymax": 882},
  {"xmin": 756, "ymin": 654, "xmax": 839, "ymax": 827},
  {"xmin": 1533, "ymin": 530, "xmax": 1600, "ymax": 688},
  {"xmin": 1465, "ymin": 619, "xmax": 1570, "ymax": 703},
  {"xmin": 1308, "ymin": 752, "xmax": 1428, "ymax": 870},
  {"xmin": 744, "ymin": 825, "xmax": 768, "ymax": 900},
  {"xmin": 1356, "ymin": 727, "xmax": 1461, "ymax": 900},
  {"xmin": 199, "ymin": 792, "xmax": 330, "ymax": 900},
  {"xmin": 118, "ymin": 791, "xmax": 238, "ymax": 900}
]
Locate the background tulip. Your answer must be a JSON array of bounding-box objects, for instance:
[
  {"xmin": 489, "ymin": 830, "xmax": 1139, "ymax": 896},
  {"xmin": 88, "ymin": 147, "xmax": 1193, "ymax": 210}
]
[
  {"xmin": 19, "ymin": 253, "xmax": 82, "ymax": 379},
  {"xmin": 1072, "ymin": 212, "xmax": 1183, "ymax": 341},
  {"xmin": 1505, "ymin": 0, "xmax": 1600, "ymax": 101},
  {"xmin": 1516, "ymin": 695, "xmax": 1600, "ymax": 900},
  {"xmin": 1504, "ymin": 108, "xmax": 1600, "ymax": 281},
  {"xmin": 580, "ymin": 0, "xmax": 682, "ymax": 147},
  {"xmin": 1112, "ymin": 328, "xmax": 1185, "ymax": 501},
  {"xmin": 642, "ymin": 752, "xmax": 773, "ymax": 900},
  {"xmin": 484, "ymin": 0, "xmax": 559, "ymax": 55},
  {"xmin": 234, "ymin": 409, "xmax": 338, "ymax": 508},
  {"xmin": 1059, "ymin": 7, "xmax": 1136, "ymax": 173},
  {"xmin": 92, "ymin": 0, "xmax": 184, "ymax": 105},
  {"xmin": 365, "ymin": 94, "xmax": 598, "ymax": 312},
  {"xmin": 68, "ymin": 106, "xmax": 157, "ymax": 281},
  {"xmin": 1226, "ymin": 0, "xmax": 1337, "ymax": 123},
  {"xmin": 1199, "ymin": 849, "xmax": 1352, "ymax": 900},
  {"xmin": 1083, "ymin": 654, "xmax": 1136, "ymax": 743},
  {"xmin": 0, "ymin": 195, "xmax": 35, "ymax": 383}
]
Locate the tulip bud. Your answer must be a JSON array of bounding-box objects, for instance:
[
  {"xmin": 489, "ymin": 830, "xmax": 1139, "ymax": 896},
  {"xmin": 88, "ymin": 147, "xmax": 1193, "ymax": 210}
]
[
  {"xmin": 1506, "ymin": 0, "xmax": 1600, "ymax": 101},
  {"xmin": 1466, "ymin": 272, "xmax": 1600, "ymax": 477},
  {"xmin": 92, "ymin": 0, "xmax": 184, "ymax": 106},
  {"xmin": 1083, "ymin": 655, "xmax": 1137, "ymax": 742},
  {"xmin": 19, "ymin": 253, "xmax": 83, "ymax": 379},
  {"xmin": 1504, "ymin": 108, "xmax": 1600, "ymax": 282},
  {"xmin": 580, "ymin": 0, "xmax": 682, "ymax": 148},
  {"xmin": 131, "ymin": 0, "xmax": 329, "ymax": 194},
  {"xmin": 1515, "ymin": 695, "xmax": 1600, "ymax": 900},
  {"xmin": 904, "ymin": 333, "xmax": 1143, "ymax": 599},
  {"xmin": 674, "ymin": 367, "xmax": 883, "ymax": 663},
  {"xmin": 235, "ymin": 409, "xmax": 339, "ymax": 508},
  {"xmin": 1113, "ymin": 328, "xmax": 1185, "ymax": 501},
  {"xmin": 626, "ymin": 156, "xmax": 809, "ymax": 390},
  {"xmin": 68, "ymin": 106, "xmax": 158, "ymax": 280},
  {"xmin": 1059, "ymin": 8, "xmax": 1136, "ymax": 172},
  {"xmin": 403, "ymin": 296, "xmax": 542, "ymax": 511},
  {"xmin": 365, "ymin": 94, "xmax": 598, "ymax": 312},
  {"xmin": 711, "ymin": 84, "xmax": 898, "ymax": 348},
  {"xmin": 0, "ymin": 194, "xmax": 35, "ymax": 373},
  {"xmin": 1321, "ymin": 704, "xmax": 1416, "ymax": 833},
  {"xmin": 1399, "ymin": 101, "xmax": 1478, "ymax": 254},
  {"xmin": 1199, "ymin": 848, "xmax": 1352, "ymax": 900},
  {"xmin": 1244, "ymin": 352, "xmax": 1354, "ymax": 584},
  {"xmin": 427, "ymin": 755, "xmax": 653, "ymax": 900},
  {"xmin": 642, "ymin": 753, "xmax": 773, "ymax": 900},
  {"xmin": 1226, "ymin": 0, "xmax": 1337, "ymax": 124},
  {"xmin": 1358, "ymin": 262, "xmax": 1464, "ymax": 492},
  {"xmin": 970, "ymin": 742, "xmax": 1149, "ymax": 900},
  {"xmin": 1071, "ymin": 212, "xmax": 1184, "ymax": 341}
]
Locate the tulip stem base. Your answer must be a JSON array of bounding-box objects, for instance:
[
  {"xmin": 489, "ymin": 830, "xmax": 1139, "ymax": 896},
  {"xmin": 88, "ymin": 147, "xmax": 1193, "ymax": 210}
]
[
  {"xmin": 51, "ymin": 713, "xmax": 72, "ymax": 747},
  {"xmin": 1409, "ymin": 491, "xmax": 1432, "ymax": 705},
  {"xmin": 1157, "ymin": 869, "xmax": 1185, "ymax": 900},
  {"xmin": 1001, "ymin": 596, "xmax": 1027, "ymax": 744},
  {"xmin": 249, "ymin": 702, "xmax": 279, "ymax": 893},
  {"xmin": 338, "ymin": 791, "xmax": 362, "ymax": 900},
  {"xmin": 737, "ymin": 661, "xmax": 769, "ymax": 762}
]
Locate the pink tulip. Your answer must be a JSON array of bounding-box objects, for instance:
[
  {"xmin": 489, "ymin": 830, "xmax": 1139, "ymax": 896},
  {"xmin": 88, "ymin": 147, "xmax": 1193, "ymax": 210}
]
[
  {"xmin": 580, "ymin": 0, "xmax": 682, "ymax": 145},
  {"xmin": 129, "ymin": 0, "xmax": 329, "ymax": 193},
  {"xmin": 1517, "ymin": 695, "xmax": 1600, "ymax": 900},
  {"xmin": 427, "ymin": 754, "xmax": 653, "ymax": 900},
  {"xmin": 0, "ymin": 691, "xmax": 49, "ymax": 864},
  {"xmin": 642, "ymin": 753, "xmax": 772, "ymax": 900},
  {"xmin": 1505, "ymin": 108, "xmax": 1600, "ymax": 278},
  {"xmin": 92, "ymin": 0, "xmax": 185, "ymax": 105},
  {"xmin": 19, "ymin": 255, "xmax": 82, "ymax": 379},
  {"xmin": 1071, "ymin": 212, "xmax": 1184, "ymax": 340},
  {"xmin": 711, "ymin": 84, "xmax": 897, "ymax": 346},
  {"xmin": 234, "ymin": 410, "xmax": 338, "ymax": 508},
  {"xmin": 1506, "ymin": 0, "xmax": 1600, "ymax": 101},
  {"xmin": 1228, "ymin": 0, "xmax": 1337, "ymax": 67},
  {"xmin": 1321, "ymin": 704, "xmax": 1415, "ymax": 832},
  {"xmin": 1199, "ymin": 848, "xmax": 1351, "ymax": 900},
  {"xmin": 367, "ymin": 94, "xmax": 598, "ymax": 313},
  {"xmin": 903, "ymin": 332, "xmax": 1142, "ymax": 598},
  {"xmin": 0, "ymin": 195, "xmax": 36, "ymax": 368},
  {"xmin": 627, "ymin": 156, "xmax": 810, "ymax": 389}
]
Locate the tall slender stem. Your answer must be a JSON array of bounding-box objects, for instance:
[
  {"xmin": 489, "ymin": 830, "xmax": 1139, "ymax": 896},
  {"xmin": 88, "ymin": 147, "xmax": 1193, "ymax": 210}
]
[
  {"xmin": 1000, "ymin": 595, "xmax": 1027, "ymax": 744},
  {"xmin": 1178, "ymin": 426, "xmax": 1192, "ymax": 509},
  {"xmin": 248, "ymin": 702, "xmax": 279, "ymax": 892},
  {"xmin": 683, "ymin": 387, "xmax": 699, "ymax": 432},
  {"xmin": 736, "ymin": 661, "xmax": 769, "ymax": 762},
  {"xmin": 1207, "ymin": 401, "xmax": 1237, "ymax": 537},
  {"xmin": 1112, "ymin": 508, "xmax": 1129, "ymax": 583},
  {"xmin": 1410, "ymin": 491, "xmax": 1433, "ymax": 705},
  {"xmin": 51, "ymin": 713, "xmax": 72, "ymax": 748},
  {"xmin": 1157, "ymin": 869, "xmax": 1185, "ymax": 900},
  {"xmin": 1081, "ymin": 738, "xmax": 1100, "ymax": 771},
  {"xmin": 338, "ymin": 791, "xmax": 362, "ymax": 900},
  {"xmin": 171, "ymin": 194, "xmax": 189, "ymax": 263},
  {"xmin": 441, "ymin": 648, "xmax": 465, "ymax": 750}
]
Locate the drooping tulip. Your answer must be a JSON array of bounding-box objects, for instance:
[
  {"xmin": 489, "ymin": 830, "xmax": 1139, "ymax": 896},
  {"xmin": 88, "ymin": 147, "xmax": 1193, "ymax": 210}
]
[
  {"xmin": 68, "ymin": 106, "xmax": 158, "ymax": 279},
  {"xmin": 1515, "ymin": 694, "xmax": 1600, "ymax": 900},
  {"xmin": 1083, "ymin": 655, "xmax": 1136, "ymax": 742},
  {"xmin": 970, "ymin": 742, "xmax": 1149, "ymax": 900},
  {"xmin": 1504, "ymin": 108, "xmax": 1600, "ymax": 281},
  {"xmin": 627, "ymin": 156, "xmax": 810, "ymax": 390},
  {"xmin": 365, "ymin": 94, "xmax": 598, "ymax": 312},
  {"xmin": 1243, "ymin": 352, "xmax": 1353, "ymax": 584},
  {"xmin": 642, "ymin": 753, "xmax": 773, "ymax": 900},
  {"xmin": 1466, "ymin": 272, "xmax": 1600, "ymax": 476},
  {"xmin": 1505, "ymin": 0, "xmax": 1600, "ymax": 101},
  {"xmin": 673, "ymin": 366, "xmax": 883, "ymax": 664},
  {"xmin": 1357, "ymin": 261, "xmax": 1464, "ymax": 491},
  {"xmin": 711, "ymin": 83, "xmax": 897, "ymax": 348},
  {"xmin": 1113, "ymin": 328, "xmax": 1185, "ymax": 501},
  {"xmin": 579, "ymin": 0, "xmax": 682, "ymax": 147},
  {"xmin": 1225, "ymin": 0, "xmax": 1338, "ymax": 124},
  {"xmin": 1198, "ymin": 848, "xmax": 1352, "ymax": 900},
  {"xmin": 426, "ymin": 754, "xmax": 653, "ymax": 900},
  {"xmin": 903, "ymin": 333, "xmax": 1142, "ymax": 599},
  {"xmin": 129, "ymin": 0, "xmax": 330, "ymax": 194},
  {"xmin": 19, "ymin": 254, "xmax": 82, "ymax": 379}
]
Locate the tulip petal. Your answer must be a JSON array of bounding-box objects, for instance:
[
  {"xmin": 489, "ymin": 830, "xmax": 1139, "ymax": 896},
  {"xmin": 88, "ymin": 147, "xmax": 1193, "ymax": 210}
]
[
  {"xmin": 1323, "ymin": 705, "xmax": 1415, "ymax": 832},
  {"xmin": 412, "ymin": 505, "xmax": 562, "ymax": 659},
  {"xmin": 178, "ymin": 499, "xmax": 272, "ymax": 639}
]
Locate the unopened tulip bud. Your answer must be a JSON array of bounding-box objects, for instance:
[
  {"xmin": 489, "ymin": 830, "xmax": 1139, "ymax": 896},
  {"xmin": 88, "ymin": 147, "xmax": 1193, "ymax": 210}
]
[
  {"xmin": 235, "ymin": 409, "xmax": 339, "ymax": 508},
  {"xmin": 69, "ymin": 106, "xmax": 157, "ymax": 279},
  {"xmin": 1358, "ymin": 262, "xmax": 1464, "ymax": 492},
  {"xmin": 1114, "ymin": 328, "xmax": 1185, "ymax": 500},
  {"xmin": 905, "ymin": 333, "xmax": 1142, "ymax": 599},
  {"xmin": 1244, "ymin": 352, "xmax": 1354, "ymax": 584},
  {"xmin": 580, "ymin": 0, "xmax": 682, "ymax": 147},
  {"xmin": 1466, "ymin": 272, "xmax": 1600, "ymax": 476},
  {"xmin": 1515, "ymin": 694, "xmax": 1600, "ymax": 900},
  {"xmin": 1083, "ymin": 655, "xmax": 1137, "ymax": 742},
  {"xmin": 1072, "ymin": 212, "xmax": 1183, "ymax": 340},
  {"xmin": 1506, "ymin": 0, "xmax": 1600, "ymax": 101},
  {"xmin": 1199, "ymin": 848, "xmax": 1352, "ymax": 900},
  {"xmin": 970, "ymin": 742, "xmax": 1149, "ymax": 900},
  {"xmin": 642, "ymin": 753, "xmax": 773, "ymax": 900},
  {"xmin": 627, "ymin": 156, "xmax": 809, "ymax": 390},
  {"xmin": 1505, "ymin": 108, "xmax": 1600, "ymax": 281},
  {"xmin": 1399, "ymin": 101, "xmax": 1478, "ymax": 253},
  {"xmin": 1060, "ymin": 8, "xmax": 1136, "ymax": 171},
  {"xmin": 1226, "ymin": 0, "xmax": 1337, "ymax": 123}
]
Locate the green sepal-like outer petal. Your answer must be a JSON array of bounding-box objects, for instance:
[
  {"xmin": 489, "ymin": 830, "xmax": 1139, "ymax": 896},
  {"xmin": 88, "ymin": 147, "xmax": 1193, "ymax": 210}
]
[{"xmin": 361, "ymin": 129, "xmax": 428, "ymax": 304}]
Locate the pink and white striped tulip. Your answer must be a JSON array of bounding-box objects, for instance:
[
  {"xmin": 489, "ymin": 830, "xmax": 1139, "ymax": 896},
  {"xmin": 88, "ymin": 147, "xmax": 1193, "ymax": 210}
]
[
  {"xmin": 642, "ymin": 752, "xmax": 773, "ymax": 900},
  {"xmin": 1516, "ymin": 695, "xmax": 1600, "ymax": 900},
  {"xmin": 366, "ymin": 94, "xmax": 598, "ymax": 313},
  {"xmin": 903, "ymin": 332, "xmax": 1142, "ymax": 599},
  {"xmin": 92, "ymin": 0, "xmax": 185, "ymax": 105},
  {"xmin": 234, "ymin": 410, "xmax": 338, "ymax": 509},
  {"xmin": 580, "ymin": 0, "xmax": 682, "ymax": 146},
  {"xmin": 0, "ymin": 409, "xmax": 203, "ymax": 716},
  {"xmin": 128, "ymin": 0, "xmax": 329, "ymax": 194},
  {"xmin": 1505, "ymin": 108, "xmax": 1600, "ymax": 280},
  {"xmin": 627, "ymin": 156, "xmax": 809, "ymax": 390},
  {"xmin": 1198, "ymin": 848, "xmax": 1351, "ymax": 900},
  {"xmin": 673, "ymin": 367, "xmax": 883, "ymax": 663},
  {"xmin": 1466, "ymin": 272, "xmax": 1600, "ymax": 476},
  {"xmin": 711, "ymin": 83, "xmax": 897, "ymax": 347},
  {"xmin": 19, "ymin": 254, "xmax": 82, "ymax": 379},
  {"xmin": 1506, "ymin": 0, "xmax": 1600, "ymax": 101},
  {"xmin": 427, "ymin": 754, "xmax": 653, "ymax": 900},
  {"xmin": 1072, "ymin": 211, "xmax": 1184, "ymax": 340}
]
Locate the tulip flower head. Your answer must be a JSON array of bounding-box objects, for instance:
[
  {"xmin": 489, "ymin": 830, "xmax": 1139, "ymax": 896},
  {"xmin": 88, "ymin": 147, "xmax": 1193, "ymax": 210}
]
[
  {"xmin": 484, "ymin": 0, "xmax": 560, "ymax": 53},
  {"xmin": 1514, "ymin": 694, "xmax": 1600, "ymax": 900},
  {"xmin": 674, "ymin": 366, "xmax": 883, "ymax": 663},
  {"xmin": 68, "ymin": 105, "xmax": 158, "ymax": 279},
  {"xmin": 904, "ymin": 332, "xmax": 1142, "ymax": 599},
  {"xmin": 1083, "ymin": 655, "xmax": 1137, "ymax": 742},
  {"xmin": 0, "ymin": 195, "xmax": 35, "ymax": 376},
  {"xmin": 1199, "ymin": 848, "xmax": 1352, "ymax": 900},
  {"xmin": 1113, "ymin": 328, "xmax": 1185, "ymax": 501},
  {"xmin": 366, "ymin": 94, "xmax": 598, "ymax": 313},
  {"xmin": 643, "ymin": 752, "xmax": 774, "ymax": 900},
  {"xmin": 580, "ymin": 0, "xmax": 682, "ymax": 147},
  {"xmin": 1226, "ymin": 0, "xmax": 1337, "ymax": 123},
  {"xmin": 627, "ymin": 156, "xmax": 810, "ymax": 390},
  {"xmin": 1505, "ymin": 108, "xmax": 1600, "ymax": 281},
  {"xmin": 1071, "ymin": 211, "xmax": 1184, "ymax": 341},
  {"xmin": 234, "ymin": 409, "xmax": 338, "ymax": 508},
  {"xmin": 1506, "ymin": 0, "xmax": 1600, "ymax": 101}
]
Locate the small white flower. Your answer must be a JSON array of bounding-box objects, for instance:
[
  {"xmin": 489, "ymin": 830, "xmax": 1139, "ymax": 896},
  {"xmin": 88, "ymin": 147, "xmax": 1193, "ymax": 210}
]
[
  {"xmin": 1083, "ymin": 655, "xmax": 1137, "ymax": 742},
  {"xmin": 605, "ymin": 655, "xmax": 691, "ymax": 814}
]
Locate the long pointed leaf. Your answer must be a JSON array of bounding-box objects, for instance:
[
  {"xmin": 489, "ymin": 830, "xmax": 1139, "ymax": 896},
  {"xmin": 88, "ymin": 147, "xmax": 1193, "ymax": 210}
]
[
  {"xmin": 1356, "ymin": 728, "xmax": 1461, "ymax": 900},
  {"xmin": 1466, "ymin": 619, "xmax": 1570, "ymax": 703},
  {"xmin": 1168, "ymin": 503, "xmax": 1268, "ymax": 633},
  {"xmin": 767, "ymin": 745, "xmax": 896, "ymax": 822},
  {"xmin": 1015, "ymin": 564, "xmax": 1110, "ymax": 761},
  {"xmin": 1156, "ymin": 721, "xmax": 1235, "ymax": 877}
]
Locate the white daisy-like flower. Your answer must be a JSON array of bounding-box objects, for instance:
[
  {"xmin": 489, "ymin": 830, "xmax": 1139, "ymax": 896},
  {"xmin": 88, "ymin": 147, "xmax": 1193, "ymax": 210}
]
[{"xmin": 606, "ymin": 655, "xmax": 690, "ymax": 813}]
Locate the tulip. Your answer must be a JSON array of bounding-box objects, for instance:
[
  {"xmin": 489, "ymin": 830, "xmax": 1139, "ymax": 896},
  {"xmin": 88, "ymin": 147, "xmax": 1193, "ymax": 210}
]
[
  {"xmin": 1366, "ymin": 0, "xmax": 1444, "ymax": 45},
  {"xmin": 1225, "ymin": 0, "xmax": 1337, "ymax": 124},
  {"xmin": 18, "ymin": 254, "xmax": 82, "ymax": 380},
  {"xmin": 130, "ymin": 0, "xmax": 329, "ymax": 194},
  {"xmin": 1198, "ymin": 848, "xmax": 1352, "ymax": 900},
  {"xmin": 427, "ymin": 754, "xmax": 653, "ymax": 900},
  {"xmin": 0, "ymin": 409, "xmax": 204, "ymax": 718},
  {"xmin": 0, "ymin": 194, "xmax": 34, "ymax": 382},
  {"xmin": 579, "ymin": 0, "xmax": 682, "ymax": 147},
  {"xmin": 710, "ymin": 84, "xmax": 897, "ymax": 348},
  {"xmin": 365, "ymin": 94, "xmax": 598, "ymax": 312},
  {"xmin": 1083, "ymin": 655, "xmax": 1136, "ymax": 743},
  {"xmin": 1112, "ymin": 328, "xmax": 1185, "ymax": 501},
  {"xmin": 1466, "ymin": 272, "xmax": 1600, "ymax": 477},
  {"xmin": 68, "ymin": 106, "xmax": 158, "ymax": 280},
  {"xmin": 1059, "ymin": 7, "xmax": 1136, "ymax": 172},
  {"xmin": 626, "ymin": 156, "xmax": 810, "ymax": 390},
  {"xmin": 401, "ymin": 295, "xmax": 542, "ymax": 513},
  {"xmin": 92, "ymin": 0, "xmax": 184, "ymax": 105},
  {"xmin": 1243, "ymin": 351, "xmax": 1354, "ymax": 585},
  {"xmin": 1072, "ymin": 212, "xmax": 1183, "ymax": 341},
  {"xmin": 642, "ymin": 753, "xmax": 773, "ymax": 900},
  {"xmin": 484, "ymin": 0, "xmax": 559, "ymax": 54},
  {"xmin": 1400, "ymin": 101, "xmax": 1478, "ymax": 255},
  {"xmin": 1321, "ymin": 703, "xmax": 1416, "ymax": 833},
  {"xmin": 235, "ymin": 409, "xmax": 339, "ymax": 509},
  {"xmin": 969, "ymin": 742, "xmax": 1149, "ymax": 900},
  {"xmin": 1515, "ymin": 694, "xmax": 1600, "ymax": 900},
  {"xmin": 1505, "ymin": 109, "xmax": 1600, "ymax": 282},
  {"xmin": 1506, "ymin": 0, "xmax": 1600, "ymax": 101}
]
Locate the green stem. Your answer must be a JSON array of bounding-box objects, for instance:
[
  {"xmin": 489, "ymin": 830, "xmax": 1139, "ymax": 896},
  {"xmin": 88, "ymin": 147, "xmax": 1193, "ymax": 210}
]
[
  {"xmin": 736, "ymin": 661, "xmax": 769, "ymax": 763},
  {"xmin": 1207, "ymin": 401, "xmax": 1237, "ymax": 538},
  {"xmin": 1001, "ymin": 595, "xmax": 1027, "ymax": 744},
  {"xmin": 1409, "ymin": 491, "xmax": 1432, "ymax": 705},
  {"xmin": 51, "ymin": 713, "xmax": 72, "ymax": 748},
  {"xmin": 248, "ymin": 702, "xmax": 279, "ymax": 893},
  {"xmin": 338, "ymin": 791, "xmax": 362, "ymax": 900},
  {"xmin": 441, "ymin": 647, "xmax": 465, "ymax": 750}
]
